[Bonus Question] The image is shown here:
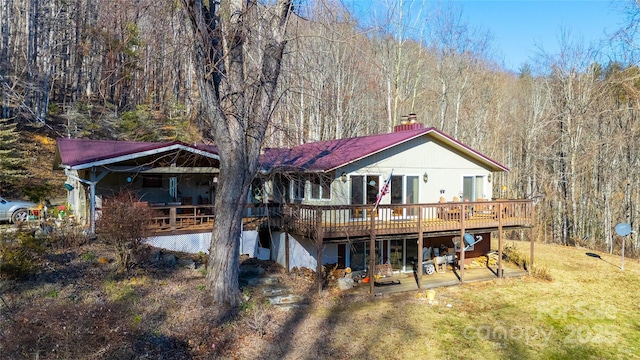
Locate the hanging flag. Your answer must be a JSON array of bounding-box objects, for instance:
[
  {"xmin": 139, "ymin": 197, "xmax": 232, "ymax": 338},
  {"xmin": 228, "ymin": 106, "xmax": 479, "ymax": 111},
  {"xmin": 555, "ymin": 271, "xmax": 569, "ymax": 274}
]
[{"xmin": 374, "ymin": 170, "xmax": 393, "ymax": 210}]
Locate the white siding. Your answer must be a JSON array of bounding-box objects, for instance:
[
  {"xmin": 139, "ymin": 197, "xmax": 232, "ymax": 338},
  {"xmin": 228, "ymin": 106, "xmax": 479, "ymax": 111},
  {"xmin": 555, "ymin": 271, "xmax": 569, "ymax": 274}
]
[{"xmin": 329, "ymin": 136, "xmax": 493, "ymax": 205}]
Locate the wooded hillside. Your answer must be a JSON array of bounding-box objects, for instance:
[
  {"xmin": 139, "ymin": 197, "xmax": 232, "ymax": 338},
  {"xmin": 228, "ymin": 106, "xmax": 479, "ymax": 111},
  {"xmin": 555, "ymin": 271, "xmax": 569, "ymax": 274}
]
[{"xmin": 2, "ymin": 0, "xmax": 640, "ymax": 252}]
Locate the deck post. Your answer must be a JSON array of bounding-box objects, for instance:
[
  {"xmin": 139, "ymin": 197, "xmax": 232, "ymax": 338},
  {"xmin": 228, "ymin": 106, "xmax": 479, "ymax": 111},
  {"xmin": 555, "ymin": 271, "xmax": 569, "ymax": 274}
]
[
  {"xmin": 530, "ymin": 202, "xmax": 535, "ymax": 268},
  {"xmin": 169, "ymin": 207, "xmax": 177, "ymax": 230},
  {"xmin": 369, "ymin": 209, "xmax": 376, "ymax": 295},
  {"xmin": 498, "ymin": 202, "xmax": 503, "ymax": 278},
  {"xmin": 417, "ymin": 205, "xmax": 423, "ymax": 288},
  {"xmin": 316, "ymin": 209, "xmax": 323, "ymax": 295},
  {"xmin": 459, "ymin": 203, "xmax": 466, "ymax": 283}
]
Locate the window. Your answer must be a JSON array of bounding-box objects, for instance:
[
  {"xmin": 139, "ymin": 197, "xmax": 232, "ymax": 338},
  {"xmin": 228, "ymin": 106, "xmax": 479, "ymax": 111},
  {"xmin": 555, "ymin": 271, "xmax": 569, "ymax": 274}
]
[
  {"xmin": 250, "ymin": 178, "xmax": 264, "ymax": 203},
  {"xmin": 351, "ymin": 175, "xmax": 364, "ymax": 205},
  {"xmin": 350, "ymin": 175, "xmax": 380, "ymax": 205},
  {"xmin": 309, "ymin": 174, "xmax": 331, "ymax": 200},
  {"xmin": 389, "ymin": 175, "xmax": 419, "ymax": 216},
  {"xmin": 463, "ymin": 176, "xmax": 486, "ymax": 201},
  {"xmin": 390, "ymin": 176, "xmax": 403, "ymax": 205},
  {"xmin": 291, "ymin": 176, "xmax": 305, "ymax": 200}
]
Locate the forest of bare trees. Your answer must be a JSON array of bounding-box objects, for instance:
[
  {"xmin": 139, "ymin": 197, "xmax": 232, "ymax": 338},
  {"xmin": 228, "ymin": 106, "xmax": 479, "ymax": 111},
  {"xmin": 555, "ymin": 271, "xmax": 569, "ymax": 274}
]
[{"xmin": 2, "ymin": 0, "xmax": 640, "ymax": 254}]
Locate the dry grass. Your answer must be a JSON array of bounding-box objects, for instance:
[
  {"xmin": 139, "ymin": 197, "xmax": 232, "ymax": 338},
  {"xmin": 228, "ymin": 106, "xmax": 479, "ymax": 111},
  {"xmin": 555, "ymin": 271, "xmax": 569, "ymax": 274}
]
[{"xmin": 1, "ymin": 239, "xmax": 640, "ymax": 359}]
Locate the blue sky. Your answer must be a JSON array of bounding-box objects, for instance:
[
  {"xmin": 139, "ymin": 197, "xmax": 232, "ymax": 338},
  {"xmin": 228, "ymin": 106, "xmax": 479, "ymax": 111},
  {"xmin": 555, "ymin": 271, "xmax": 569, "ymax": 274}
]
[
  {"xmin": 458, "ymin": 0, "xmax": 627, "ymax": 71},
  {"xmin": 343, "ymin": 0, "xmax": 629, "ymax": 72}
]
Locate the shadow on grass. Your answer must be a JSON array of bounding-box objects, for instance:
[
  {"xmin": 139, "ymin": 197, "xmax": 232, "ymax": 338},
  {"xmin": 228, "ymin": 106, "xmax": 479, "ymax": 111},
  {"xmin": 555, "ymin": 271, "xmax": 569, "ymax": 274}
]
[{"xmin": 585, "ymin": 252, "xmax": 620, "ymax": 269}]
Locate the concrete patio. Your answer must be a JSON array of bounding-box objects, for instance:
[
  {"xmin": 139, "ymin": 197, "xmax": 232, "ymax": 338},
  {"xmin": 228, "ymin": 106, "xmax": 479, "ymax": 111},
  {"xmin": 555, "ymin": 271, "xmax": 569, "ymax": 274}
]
[{"xmin": 350, "ymin": 263, "xmax": 528, "ymax": 296}]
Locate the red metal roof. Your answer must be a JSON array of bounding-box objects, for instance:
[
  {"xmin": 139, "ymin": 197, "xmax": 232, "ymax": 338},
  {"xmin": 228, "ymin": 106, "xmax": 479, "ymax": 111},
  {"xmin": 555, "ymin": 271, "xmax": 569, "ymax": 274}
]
[
  {"xmin": 55, "ymin": 126, "xmax": 507, "ymax": 173},
  {"xmin": 260, "ymin": 127, "xmax": 509, "ymax": 173},
  {"xmin": 55, "ymin": 138, "xmax": 218, "ymax": 168}
]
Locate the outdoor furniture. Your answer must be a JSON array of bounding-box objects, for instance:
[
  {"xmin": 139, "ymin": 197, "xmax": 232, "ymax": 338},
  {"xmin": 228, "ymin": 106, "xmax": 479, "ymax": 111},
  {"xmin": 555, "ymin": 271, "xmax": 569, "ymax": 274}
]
[{"xmin": 473, "ymin": 198, "xmax": 496, "ymax": 219}]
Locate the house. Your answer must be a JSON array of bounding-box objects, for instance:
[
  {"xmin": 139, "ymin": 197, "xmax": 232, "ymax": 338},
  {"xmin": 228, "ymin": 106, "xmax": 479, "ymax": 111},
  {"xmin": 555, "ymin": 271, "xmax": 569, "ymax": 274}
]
[
  {"xmin": 54, "ymin": 121, "xmax": 534, "ymax": 286},
  {"xmin": 258, "ymin": 121, "xmax": 532, "ymax": 281}
]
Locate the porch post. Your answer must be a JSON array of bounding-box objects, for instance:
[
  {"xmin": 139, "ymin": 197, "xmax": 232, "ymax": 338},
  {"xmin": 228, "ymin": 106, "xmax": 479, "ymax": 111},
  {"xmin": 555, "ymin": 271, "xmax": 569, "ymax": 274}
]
[
  {"xmin": 316, "ymin": 209, "xmax": 323, "ymax": 295},
  {"xmin": 416, "ymin": 205, "xmax": 423, "ymax": 289},
  {"xmin": 169, "ymin": 207, "xmax": 177, "ymax": 230},
  {"xmin": 89, "ymin": 172, "xmax": 96, "ymax": 234},
  {"xmin": 498, "ymin": 202, "xmax": 503, "ymax": 278},
  {"xmin": 369, "ymin": 209, "xmax": 376, "ymax": 295},
  {"xmin": 459, "ymin": 203, "xmax": 466, "ymax": 283}
]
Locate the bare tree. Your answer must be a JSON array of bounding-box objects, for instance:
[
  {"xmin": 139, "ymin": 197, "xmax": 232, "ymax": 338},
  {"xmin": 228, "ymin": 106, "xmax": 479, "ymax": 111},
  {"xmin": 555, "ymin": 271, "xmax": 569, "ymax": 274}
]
[{"xmin": 182, "ymin": 0, "xmax": 293, "ymax": 306}]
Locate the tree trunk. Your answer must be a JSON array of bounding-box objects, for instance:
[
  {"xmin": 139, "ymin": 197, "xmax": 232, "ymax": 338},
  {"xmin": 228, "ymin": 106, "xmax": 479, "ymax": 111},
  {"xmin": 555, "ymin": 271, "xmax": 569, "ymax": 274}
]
[{"xmin": 183, "ymin": 0, "xmax": 292, "ymax": 307}]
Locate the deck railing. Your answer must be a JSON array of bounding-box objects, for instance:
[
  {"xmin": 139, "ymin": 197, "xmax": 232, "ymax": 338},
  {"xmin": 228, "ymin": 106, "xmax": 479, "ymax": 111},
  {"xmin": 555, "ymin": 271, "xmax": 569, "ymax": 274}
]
[
  {"xmin": 148, "ymin": 203, "xmax": 282, "ymax": 232},
  {"xmin": 146, "ymin": 199, "xmax": 534, "ymax": 238},
  {"xmin": 283, "ymin": 199, "xmax": 535, "ymax": 240}
]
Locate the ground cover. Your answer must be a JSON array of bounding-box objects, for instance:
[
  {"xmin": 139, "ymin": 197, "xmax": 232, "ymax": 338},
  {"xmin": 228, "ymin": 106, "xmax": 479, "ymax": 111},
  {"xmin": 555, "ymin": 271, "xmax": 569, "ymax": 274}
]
[{"xmin": 1, "ymin": 237, "xmax": 639, "ymax": 359}]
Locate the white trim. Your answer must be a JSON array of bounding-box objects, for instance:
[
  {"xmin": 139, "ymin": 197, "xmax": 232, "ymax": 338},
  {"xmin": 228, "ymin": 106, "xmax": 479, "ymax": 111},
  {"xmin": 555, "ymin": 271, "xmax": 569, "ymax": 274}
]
[
  {"xmin": 67, "ymin": 144, "xmax": 219, "ymax": 170},
  {"xmin": 325, "ymin": 129, "xmax": 509, "ymax": 173}
]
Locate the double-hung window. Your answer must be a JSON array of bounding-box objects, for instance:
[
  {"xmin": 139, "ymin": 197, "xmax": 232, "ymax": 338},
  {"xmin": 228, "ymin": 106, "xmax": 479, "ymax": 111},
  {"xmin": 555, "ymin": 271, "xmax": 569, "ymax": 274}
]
[{"xmin": 309, "ymin": 174, "xmax": 331, "ymax": 200}]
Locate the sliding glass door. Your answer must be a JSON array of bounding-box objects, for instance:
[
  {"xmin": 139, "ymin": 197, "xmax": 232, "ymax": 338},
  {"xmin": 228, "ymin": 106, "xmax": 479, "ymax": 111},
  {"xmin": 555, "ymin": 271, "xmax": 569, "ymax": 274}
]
[
  {"xmin": 350, "ymin": 175, "xmax": 380, "ymax": 218},
  {"xmin": 463, "ymin": 175, "xmax": 486, "ymax": 201},
  {"xmin": 389, "ymin": 175, "xmax": 419, "ymax": 217}
]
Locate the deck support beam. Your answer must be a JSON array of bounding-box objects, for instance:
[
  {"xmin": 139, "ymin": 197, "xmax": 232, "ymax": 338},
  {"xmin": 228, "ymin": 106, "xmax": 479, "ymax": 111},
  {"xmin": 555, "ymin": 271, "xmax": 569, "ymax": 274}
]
[
  {"xmin": 369, "ymin": 210, "xmax": 376, "ymax": 295},
  {"xmin": 498, "ymin": 202, "xmax": 503, "ymax": 278},
  {"xmin": 316, "ymin": 209, "xmax": 323, "ymax": 295},
  {"xmin": 530, "ymin": 203, "xmax": 536, "ymax": 268},
  {"xmin": 417, "ymin": 207, "xmax": 424, "ymax": 288},
  {"xmin": 459, "ymin": 203, "xmax": 466, "ymax": 283}
]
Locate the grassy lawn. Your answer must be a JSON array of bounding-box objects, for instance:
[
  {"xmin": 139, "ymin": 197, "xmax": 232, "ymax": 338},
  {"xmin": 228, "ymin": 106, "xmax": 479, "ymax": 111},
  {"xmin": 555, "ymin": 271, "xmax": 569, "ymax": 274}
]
[
  {"xmin": 1, "ymin": 238, "xmax": 639, "ymax": 359},
  {"xmin": 272, "ymin": 240, "xmax": 640, "ymax": 360}
]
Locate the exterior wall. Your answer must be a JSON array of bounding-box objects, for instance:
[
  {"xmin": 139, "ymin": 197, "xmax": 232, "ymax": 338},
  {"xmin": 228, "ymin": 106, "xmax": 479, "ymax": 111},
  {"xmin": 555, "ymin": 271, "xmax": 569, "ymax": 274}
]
[
  {"xmin": 146, "ymin": 229, "xmax": 265, "ymax": 260},
  {"xmin": 313, "ymin": 136, "xmax": 493, "ymax": 207},
  {"xmin": 271, "ymin": 232, "xmax": 339, "ymax": 271},
  {"xmin": 145, "ymin": 230, "xmax": 491, "ymax": 273},
  {"xmin": 146, "ymin": 232, "xmax": 211, "ymax": 254},
  {"xmin": 271, "ymin": 232, "xmax": 316, "ymax": 270},
  {"xmin": 240, "ymin": 230, "xmax": 259, "ymax": 257},
  {"xmin": 147, "ymin": 230, "xmax": 333, "ymax": 272},
  {"xmin": 64, "ymin": 170, "xmax": 88, "ymax": 225}
]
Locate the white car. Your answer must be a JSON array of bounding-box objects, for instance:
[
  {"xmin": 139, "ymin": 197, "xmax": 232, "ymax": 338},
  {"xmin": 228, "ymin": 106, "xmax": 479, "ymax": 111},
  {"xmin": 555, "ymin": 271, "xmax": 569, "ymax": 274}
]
[{"xmin": 0, "ymin": 196, "xmax": 37, "ymax": 223}]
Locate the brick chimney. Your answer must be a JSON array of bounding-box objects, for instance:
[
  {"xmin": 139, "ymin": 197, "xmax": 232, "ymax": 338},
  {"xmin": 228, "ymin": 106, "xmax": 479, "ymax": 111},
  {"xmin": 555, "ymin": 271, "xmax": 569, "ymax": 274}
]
[{"xmin": 394, "ymin": 113, "xmax": 424, "ymax": 132}]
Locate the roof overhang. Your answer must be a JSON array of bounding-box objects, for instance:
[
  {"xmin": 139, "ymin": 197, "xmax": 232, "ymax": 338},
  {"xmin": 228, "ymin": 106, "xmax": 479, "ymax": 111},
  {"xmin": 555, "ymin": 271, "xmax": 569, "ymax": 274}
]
[
  {"xmin": 325, "ymin": 129, "xmax": 509, "ymax": 173},
  {"xmin": 60, "ymin": 143, "xmax": 220, "ymax": 171}
]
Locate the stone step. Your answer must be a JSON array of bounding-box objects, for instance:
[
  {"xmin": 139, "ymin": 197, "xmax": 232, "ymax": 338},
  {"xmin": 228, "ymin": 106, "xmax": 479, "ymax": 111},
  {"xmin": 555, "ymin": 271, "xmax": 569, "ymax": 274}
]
[
  {"xmin": 267, "ymin": 294, "xmax": 305, "ymax": 306},
  {"xmin": 240, "ymin": 274, "xmax": 281, "ymax": 287},
  {"xmin": 261, "ymin": 286, "xmax": 291, "ymax": 297}
]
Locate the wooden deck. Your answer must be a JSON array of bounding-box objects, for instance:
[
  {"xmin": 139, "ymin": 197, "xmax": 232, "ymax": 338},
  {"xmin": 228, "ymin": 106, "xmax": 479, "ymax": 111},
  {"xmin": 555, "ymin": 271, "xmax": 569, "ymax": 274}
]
[
  {"xmin": 146, "ymin": 200, "xmax": 534, "ymax": 240},
  {"xmin": 284, "ymin": 200, "xmax": 534, "ymax": 241},
  {"xmin": 147, "ymin": 203, "xmax": 282, "ymax": 235}
]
